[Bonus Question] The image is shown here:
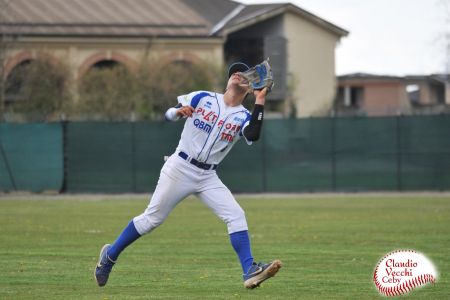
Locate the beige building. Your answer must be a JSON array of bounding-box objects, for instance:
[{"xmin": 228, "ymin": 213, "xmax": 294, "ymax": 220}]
[{"xmin": 1, "ymin": 0, "xmax": 348, "ymax": 117}]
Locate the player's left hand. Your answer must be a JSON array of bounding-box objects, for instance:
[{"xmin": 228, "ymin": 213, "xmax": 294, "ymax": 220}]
[
  {"xmin": 176, "ymin": 105, "xmax": 195, "ymax": 118},
  {"xmin": 254, "ymin": 87, "xmax": 267, "ymax": 105}
]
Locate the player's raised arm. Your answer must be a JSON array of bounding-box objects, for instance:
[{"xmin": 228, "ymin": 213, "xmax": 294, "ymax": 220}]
[
  {"xmin": 242, "ymin": 87, "xmax": 267, "ymax": 142},
  {"xmin": 164, "ymin": 104, "xmax": 194, "ymax": 121}
]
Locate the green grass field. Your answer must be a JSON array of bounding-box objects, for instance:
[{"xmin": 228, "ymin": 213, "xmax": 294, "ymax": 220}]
[{"xmin": 0, "ymin": 195, "xmax": 449, "ymax": 299}]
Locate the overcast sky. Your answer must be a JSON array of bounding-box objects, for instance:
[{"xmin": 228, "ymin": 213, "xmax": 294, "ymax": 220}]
[{"xmin": 240, "ymin": 0, "xmax": 449, "ymax": 76}]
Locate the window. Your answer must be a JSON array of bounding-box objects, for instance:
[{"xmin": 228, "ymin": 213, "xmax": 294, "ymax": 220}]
[
  {"xmin": 406, "ymin": 84, "xmax": 420, "ymax": 105},
  {"xmin": 337, "ymin": 86, "xmax": 363, "ymax": 107}
]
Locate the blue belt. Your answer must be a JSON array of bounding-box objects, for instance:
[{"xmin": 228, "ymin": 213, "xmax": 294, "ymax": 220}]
[{"xmin": 178, "ymin": 151, "xmax": 217, "ymax": 170}]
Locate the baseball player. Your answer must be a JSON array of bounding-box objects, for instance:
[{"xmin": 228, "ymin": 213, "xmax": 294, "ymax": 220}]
[{"xmin": 94, "ymin": 62, "xmax": 281, "ymax": 289}]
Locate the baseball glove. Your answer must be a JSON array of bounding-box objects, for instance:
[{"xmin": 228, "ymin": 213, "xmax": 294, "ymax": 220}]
[{"xmin": 239, "ymin": 58, "xmax": 274, "ymax": 92}]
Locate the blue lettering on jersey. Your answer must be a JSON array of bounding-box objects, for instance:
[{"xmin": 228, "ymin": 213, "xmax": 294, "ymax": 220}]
[{"xmin": 193, "ymin": 118, "xmax": 212, "ymax": 133}]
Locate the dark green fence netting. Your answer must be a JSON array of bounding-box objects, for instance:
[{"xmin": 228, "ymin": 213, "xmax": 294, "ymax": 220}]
[
  {"xmin": 2, "ymin": 115, "xmax": 449, "ymax": 193},
  {"xmin": 65, "ymin": 122, "xmax": 183, "ymax": 193},
  {"xmin": 0, "ymin": 123, "xmax": 63, "ymax": 192},
  {"xmin": 399, "ymin": 115, "xmax": 450, "ymax": 190},
  {"xmin": 334, "ymin": 117, "xmax": 398, "ymax": 191},
  {"xmin": 263, "ymin": 118, "xmax": 333, "ymax": 192}
]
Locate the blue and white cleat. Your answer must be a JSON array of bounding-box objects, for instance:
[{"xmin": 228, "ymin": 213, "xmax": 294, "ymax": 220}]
[
  {"xmin": 243, "ymin": 260, "xmax": 282, "ymax": 289},
  {"xmin": 94, "ymin": 244, "xmax": 116, "ymax": 287}
]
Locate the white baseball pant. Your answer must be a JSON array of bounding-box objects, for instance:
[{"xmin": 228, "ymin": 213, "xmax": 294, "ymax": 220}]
[{"xmin": 133, "ymin": 153, "xmax": 248, "ymax": 235}]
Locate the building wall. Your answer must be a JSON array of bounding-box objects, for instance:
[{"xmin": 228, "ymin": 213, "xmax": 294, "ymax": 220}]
[
  {"xmin": 446, "ymin": 82, "xmax": 450, "ymax": 105},
  {"xmin": 3, "ymin": 37, "xmax": 224, "ymax": 81},
  {"xmin": 418, "ymin": 82, "xmax": 433, "ymax": 105},
  {"xmin": 363, "ymin": 82, "xmax": 410, "ymax": 116},
  {"xmin": 284, "ymin": 11, "xmax": 340, "ymax": 117},
  {"xmin": 405, "ymin": 78, "xmax": 449, "ymax": 106},
  {"xmin": 338, "ymin": 79, "xmax": 412, "ymax": 116},
  {"xmin": 3, "ymin": 12, "xmax": 344, "ymax": 118}
]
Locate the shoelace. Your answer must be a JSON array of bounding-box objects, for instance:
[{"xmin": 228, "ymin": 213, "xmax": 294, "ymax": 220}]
[
  {"xmin": 99, "ymin": 258, "xmax": 114, "ymax": 274},
  {"xmin": 246, "ymin": 262, "xmax": 266, "ymax": 275},
  {"xmin": 256, "ymin": 262, "xmax": 267, "ymax": 267}
]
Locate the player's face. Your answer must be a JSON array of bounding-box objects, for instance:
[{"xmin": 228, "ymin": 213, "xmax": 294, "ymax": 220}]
[
  {"xmin": 229, "ymin": 73, "xmax": 247, "ymax": 85},
  {"xmin": 227, "ymin": 73, "xmax": 249, "ymax": 93}
]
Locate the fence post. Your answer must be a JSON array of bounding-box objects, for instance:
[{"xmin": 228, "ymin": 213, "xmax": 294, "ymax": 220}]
[
  {"xmin": 131, "ymin": 122, "xmax": 137, "ymax": 193},
  {"xmin": 396, "ymin": 115, "xmax": 402, "ymax": 191},
  {"xmin": 0, "ymin": 127, "xmax": 17, "ymax": 191},
  {"xmin": 331, "ymin": 116, "xmax": 337, "ymax": 191},
  {"xmin": 261, "ymin": 120, "xmax": 267, "ymax": 193},
  {"xmin": 60, "ymin": 120, "xmax": 68, "ymax": 193}
]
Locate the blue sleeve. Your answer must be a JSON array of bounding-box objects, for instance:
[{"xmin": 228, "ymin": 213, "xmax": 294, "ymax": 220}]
[
  {"xmin": 177, "ymin": 91, "xmax": 211, "ymax": 109},
  {"xmin": 190, "ymin": 92, "xmax": 210, "ymax": 109},
  {"xmin": 239, "ymin": 112, "xmax": 252, "ymax": 136}
]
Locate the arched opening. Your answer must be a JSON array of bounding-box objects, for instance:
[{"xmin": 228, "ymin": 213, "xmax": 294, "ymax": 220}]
[
  {"xmin": 78, "ymin": 52, "xmax": 136, "ymax": 79},
  {"xmin": 77, "ymin": 59, "xmax": 135, "ymax": 120},
  {"xmin": 90, "ymin": 59, "xmax": 121, "ymax": 70},
  {"xmin": 4, "ymin": 59, "xmax": 33, "ymax": 104},
  {"xmin": 80, "ymin": 59, "xmax": 129, "ymax": 79},
  {"xmin": 3, "ymin": 56, "xmax": 69, "ymax": 119}
]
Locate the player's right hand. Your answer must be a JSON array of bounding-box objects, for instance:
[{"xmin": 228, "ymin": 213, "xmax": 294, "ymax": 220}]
[
  {"xmin": 176, "ymin": 106, "xmax": 194, "ymax": 118},
  {"xmin": 254, "ymin": 87, "xmax": 267, "ymax": 105}
]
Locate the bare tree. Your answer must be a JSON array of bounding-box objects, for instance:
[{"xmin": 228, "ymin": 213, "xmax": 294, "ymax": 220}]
[
  {"xmin": 0, "ymin": 0, "xmax": 20, "ymax": 118},
  {"xmin": 441, "ymin": 0, "xmax": 450, "ymax": 75},
  {"xmin": 442, "ymin": 0, "xmax": 450, "ymax": 104},
  {"xmin": 0, "ymin": 1, "xmax": 8, "ymax": 114}
]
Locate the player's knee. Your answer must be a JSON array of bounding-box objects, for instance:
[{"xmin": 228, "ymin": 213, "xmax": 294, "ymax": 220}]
[
  {"xmin": 150, "ymin": 215, "xmax": 165, "ymax": 229},
  {"xmin": 234, "ymin": 207, "xmax": 246, "ymax": 222},
  {"xmin": 227, "ymin": 207, "xmax": 248, "ymax": 233},
  {"xmin": 133, "ymin": 212, "xmax": 166, "ymax": 235}
]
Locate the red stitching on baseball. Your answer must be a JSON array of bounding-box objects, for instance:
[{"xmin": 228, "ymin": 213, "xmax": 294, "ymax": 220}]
[
  {"xmin": 400, "ymin": 283, "xmax": 405, "ymax": 294},
  {"xmin": 374, "ymin": 249, "xmax": 437, "ymax": 296},
  {"xmin": 395, "ymin": 286, "xmax": 400, "ymax": 295},
  {"xmin": 375, "ymin": 273, "xmax": 436, "ymax": 296}
]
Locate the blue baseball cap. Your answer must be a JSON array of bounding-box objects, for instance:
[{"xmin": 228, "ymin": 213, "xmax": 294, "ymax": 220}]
[{"xmin": 227, "ymin": 62, "xmax": 250, "ymax": 78}]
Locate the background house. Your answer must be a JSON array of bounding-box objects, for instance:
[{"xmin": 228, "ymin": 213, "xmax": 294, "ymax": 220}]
[
  {"xmin": 0, "ymin": 0, "xmax": 347, "ymax": 118},
  {"xmin": 405, "ymin": 74, "xmax": 450, "ymax": 115},
  {"xmin": 336, "ymin": 73, "xmax": 450, "ymax": 116}
]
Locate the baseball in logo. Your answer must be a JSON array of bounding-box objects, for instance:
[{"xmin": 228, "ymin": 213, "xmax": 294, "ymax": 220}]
[{"xmin": 373, "ymin": 250, "xmax": 438, "ymax": 296}]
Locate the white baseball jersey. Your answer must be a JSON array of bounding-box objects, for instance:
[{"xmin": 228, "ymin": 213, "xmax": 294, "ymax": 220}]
[
  {"xmin": 175, "ymin": 90, "xmax": 252, "ymax": 165},
  {"xmin": 133, "ymin": 90, "xmax": 254, "ymax": 236}
]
